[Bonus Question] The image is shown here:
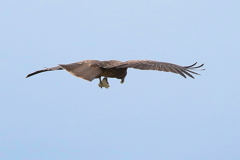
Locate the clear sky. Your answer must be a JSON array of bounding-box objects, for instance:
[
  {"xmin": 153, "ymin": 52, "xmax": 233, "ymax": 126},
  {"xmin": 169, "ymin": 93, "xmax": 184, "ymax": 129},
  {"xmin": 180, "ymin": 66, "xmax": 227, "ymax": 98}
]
[{"xmin": 1, "ymin": 1, "xmax": 240, "ymax": 160}]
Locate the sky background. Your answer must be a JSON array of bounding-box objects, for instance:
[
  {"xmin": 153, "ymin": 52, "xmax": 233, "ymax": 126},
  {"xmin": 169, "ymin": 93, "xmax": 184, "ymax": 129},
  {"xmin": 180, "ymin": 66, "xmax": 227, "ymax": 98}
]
[{"xmin": 1, "ymin": 0, "xmax": 240, "ymax": 160}]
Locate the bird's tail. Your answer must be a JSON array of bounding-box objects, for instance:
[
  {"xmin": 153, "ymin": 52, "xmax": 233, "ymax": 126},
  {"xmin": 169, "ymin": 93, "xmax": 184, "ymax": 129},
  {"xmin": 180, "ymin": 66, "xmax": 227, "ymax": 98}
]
[{"xmin": 26, "ymin": 66, "xmax": 63, "ymax": 78}]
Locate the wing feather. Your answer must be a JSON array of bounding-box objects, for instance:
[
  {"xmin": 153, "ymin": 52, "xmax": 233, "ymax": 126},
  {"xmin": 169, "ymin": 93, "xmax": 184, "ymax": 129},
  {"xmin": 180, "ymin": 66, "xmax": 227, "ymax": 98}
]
[{"xmin": 26, "ymin": 66, "xmax": 63, "ymax": 78}]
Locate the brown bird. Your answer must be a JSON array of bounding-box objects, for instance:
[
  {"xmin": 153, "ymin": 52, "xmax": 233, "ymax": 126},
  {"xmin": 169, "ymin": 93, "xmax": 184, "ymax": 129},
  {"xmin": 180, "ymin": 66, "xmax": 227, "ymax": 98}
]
[{"xmin": 26, "ymin": 60, "xmax": 205, "ymax": 88}]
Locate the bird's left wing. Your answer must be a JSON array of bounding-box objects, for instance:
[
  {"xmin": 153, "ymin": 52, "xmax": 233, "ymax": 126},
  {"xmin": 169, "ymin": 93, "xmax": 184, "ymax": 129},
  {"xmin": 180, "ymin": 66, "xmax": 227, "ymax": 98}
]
[{"xmin": 109, "ymin": 60, "xmax": 204, "ymax": 79}]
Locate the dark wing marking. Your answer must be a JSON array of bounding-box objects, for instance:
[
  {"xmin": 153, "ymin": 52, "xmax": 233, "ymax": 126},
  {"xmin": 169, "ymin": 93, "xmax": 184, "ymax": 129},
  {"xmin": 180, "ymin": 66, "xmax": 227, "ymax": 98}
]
[
  {"xmin": 59, "ymin": 62, "xmax": 102, "ymax": 81},
  {"xmin": 26, "ymin": 66, "xmax": 62, "ymax": 78},
  {"xmin": 110, "ymin": 60, "xmax": 205, "ymax": 79}
]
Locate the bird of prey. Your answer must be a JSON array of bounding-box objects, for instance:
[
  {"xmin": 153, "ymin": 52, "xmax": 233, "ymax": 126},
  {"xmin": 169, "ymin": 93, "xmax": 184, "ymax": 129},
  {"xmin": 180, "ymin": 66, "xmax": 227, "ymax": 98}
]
[{"xmin": 26, "ymin": 60, "xmax": 205, "ymax": 88}]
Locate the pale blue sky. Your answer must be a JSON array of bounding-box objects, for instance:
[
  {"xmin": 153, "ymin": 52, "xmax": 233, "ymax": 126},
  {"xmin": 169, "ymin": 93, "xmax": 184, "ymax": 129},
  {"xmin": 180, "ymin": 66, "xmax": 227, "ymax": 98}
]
[{"xmin": 1, "ymin": 1, "xmax": 240, "ymax": 160}]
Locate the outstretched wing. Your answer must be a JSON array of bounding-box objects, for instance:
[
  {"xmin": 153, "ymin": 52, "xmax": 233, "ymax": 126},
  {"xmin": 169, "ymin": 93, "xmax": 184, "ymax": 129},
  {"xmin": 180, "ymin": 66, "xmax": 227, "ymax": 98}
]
[
  {"xmin": 26, "ymin": 60, "xmax": 103, "ymax": 81},
  {"xmin": 111, "ymin": 60, "xmax": 205, "ymax": 79}
]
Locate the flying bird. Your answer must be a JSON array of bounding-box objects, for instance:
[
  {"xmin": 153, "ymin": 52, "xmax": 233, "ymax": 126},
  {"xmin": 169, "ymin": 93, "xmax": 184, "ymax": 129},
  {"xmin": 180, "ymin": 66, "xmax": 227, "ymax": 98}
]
[{"xmin": 26, "ymin": 60, "xmax": 205, "ymax": 88}]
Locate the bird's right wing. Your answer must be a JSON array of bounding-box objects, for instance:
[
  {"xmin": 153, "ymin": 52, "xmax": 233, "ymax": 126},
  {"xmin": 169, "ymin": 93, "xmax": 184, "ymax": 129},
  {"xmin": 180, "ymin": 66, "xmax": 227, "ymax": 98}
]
[
  {"xmin": 26, "ymin": 60, "xmax": 103, "ymax": 81},
  {"xmin": 26, "ymin": 66, "xmax": 63, "ymax": 78},
  {"xmin": 59, "ymin": 62, "xmax": 102, "ymax": 81}
]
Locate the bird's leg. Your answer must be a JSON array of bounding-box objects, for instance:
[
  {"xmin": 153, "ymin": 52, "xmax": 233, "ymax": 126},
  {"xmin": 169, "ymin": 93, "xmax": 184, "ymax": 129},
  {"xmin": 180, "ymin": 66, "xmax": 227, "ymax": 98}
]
[
  {"xmin": 98, "ymin": 77, "xmax": 103, "ymax": 88},
  {"xmin": 120, "ymin": 78, "xmax": 124, "ymax": 84}
]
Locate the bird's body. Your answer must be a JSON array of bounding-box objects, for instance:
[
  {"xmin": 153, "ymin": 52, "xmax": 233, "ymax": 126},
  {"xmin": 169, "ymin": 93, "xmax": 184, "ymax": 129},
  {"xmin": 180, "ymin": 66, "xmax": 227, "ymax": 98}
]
[{"xmin": 26, "ymin": 60, "xmax": 205, "ymax": 88}]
